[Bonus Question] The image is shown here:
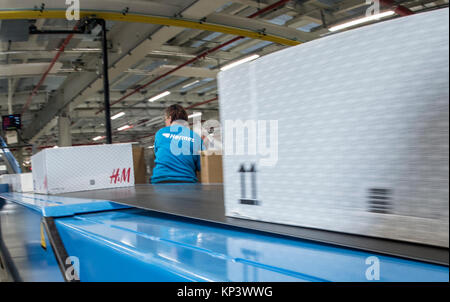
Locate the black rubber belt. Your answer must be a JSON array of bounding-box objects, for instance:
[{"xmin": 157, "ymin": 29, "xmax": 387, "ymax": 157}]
[{"xmin": 42, "ymin": 217, "xmax": 80, "ymax": 282}]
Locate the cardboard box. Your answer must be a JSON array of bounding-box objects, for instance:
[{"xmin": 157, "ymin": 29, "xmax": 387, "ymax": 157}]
[
  {"xmin": 200, "ymin": 151, "xmax": 223, "ymax": 184},
  {"xmin": 218, "ymin": 9, "xmax": 449, "ymax": 247},
  {"xmin": 0, "ymin": 174, "xmax": 13, "ymax": 191},
  {"xmin": 12, "ymin": 173, "xmax": 33, "ymax": 192},
  {"xmin": 0, "ymin": 173, "xmax": 33, "ymax": 192},
  {"xmin": 132, "ymin": 146, "xmax": 148, "ymax": 184},
  {"xmin": 31, "ymin": 143, "xmax": 135, "ymax": 194},
  {"xmin": 5, "ymin": 131, "xmax": 18, "ymax": 145}
]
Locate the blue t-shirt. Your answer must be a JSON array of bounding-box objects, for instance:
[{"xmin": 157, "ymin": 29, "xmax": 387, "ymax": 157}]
[{"xmin": 151, "ymin": 124, "xmax": 203, "ymax": 184}]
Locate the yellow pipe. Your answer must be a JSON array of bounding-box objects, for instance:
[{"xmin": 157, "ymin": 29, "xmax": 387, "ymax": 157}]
[{"xmin": 0, "ymin": 10, "xmax": 301, "ymax": 46}]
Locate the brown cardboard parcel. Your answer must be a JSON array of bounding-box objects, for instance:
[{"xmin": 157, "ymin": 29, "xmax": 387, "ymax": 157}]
[
  {"xmin": 200, "ymin": 151, "xmax": 223, "ymax": 184},
  {"xmin": 132, "ymin": 146, "xmax": 148, "ymax": 184}
]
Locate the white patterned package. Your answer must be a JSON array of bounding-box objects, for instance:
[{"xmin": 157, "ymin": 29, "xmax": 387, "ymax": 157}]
[
  {"xmin": 31, "ymin": 143, "xmax": 135, "ymax": 194},
  {"xmin": 0, "ymin": 173, "xmax": 32, "ymax": 192},
  {"xmin": 12, "ymin": 173, "xmax": 33, "ymax": 193},
  {"xmin": 0, "ymin": 174, "xmax": 13, "ymax": 191},
  {"xmin": 218, "ymin": 9, "xmax": 449, "ymax": 247}
]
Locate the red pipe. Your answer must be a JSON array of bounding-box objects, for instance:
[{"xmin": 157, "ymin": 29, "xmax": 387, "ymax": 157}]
[
  {"xmin": 246, "ymin": 0, "xmax": 290, "ymax": 18},
  {"xmin": 185, "ymin": 96, "xmax": 218, "ymax": 110},
  {"xmin": 95, "ymin": 0, "xmax": 290, "ymax": 114},
  {"xmin": 380, "ymin": 0, "xmax": 414, "ymax": 16},
  {"xmin": 21, "ymin": 26, "xmax": 78, "ymax": 115}
]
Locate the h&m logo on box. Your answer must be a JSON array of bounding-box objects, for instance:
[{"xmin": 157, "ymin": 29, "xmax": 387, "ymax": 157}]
[{"xmin": 109, "ymin": 168, "xmax": 131, "ymax": 184}]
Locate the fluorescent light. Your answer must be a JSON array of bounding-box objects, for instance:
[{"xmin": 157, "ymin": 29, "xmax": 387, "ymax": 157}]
[
  {"xmin": 148, "ymin": 146, "xmax": 154, "ymax": 149},
  {"xmin": 53, "ymin": 146, "xmax": 59, "ymax": 148},
  {"xmin": 111, "ymin": 112, "xmax": 125, "ymax": 120},
  {"xmin": 220, "ymin": 54, "xmax": 260, "ymax": 71},
  {"xmin": 182, "ymin": 80, "xmax": 200, "ymax": 89},
  {"xmin": 92, "ymin": 136, "xmax": 105, "ymax": 141},
  {"xmin": 0, "ymin": 51, "xmax": 25, "ymax": 55},
  {"xmin": 329, "ymin": 11, "xmax": 395, "ymax": 32},
  {"xmin": 117, "ymin": 125, "xmax": 132, "ymax": 131},
  {"xmin": 148, "ymin": 91, "xmax": 170, "ymax": 102},
  {"xmin": 71, "ymin": 48, "xmax": 102, "ymax": 52},
  {"xmin": 188, "ymin": 112, "xmax": 202, "ymax": 119}
]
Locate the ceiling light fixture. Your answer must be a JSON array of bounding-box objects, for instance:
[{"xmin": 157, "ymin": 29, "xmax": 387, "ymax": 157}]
[
  {"xmin": 188, "ymin": 112, "xmax": 202, "ymax": 119},
  {"xmin": 329, "ymin": 11, "xmax": 395, "ymax": 32},
  {"xmin": 117, "ymin": 125, "xmax": 133, "ymax": 131},
  {"xmin": 111, "ymin": 112, "xmax": 125, "ymax": 120},
  {"xmin": 148, "ymin": 91, "xmax": 171, "ymax": 102},
  {"xmin": 220, "ymin": 54, "xmax": 260, "ymax": 71},
  {"xmin": 71, "ymin": 48, "xmax": 102, "ymax": 52},
  {"xmin": 182, "ymin": 80, "xmax": 200, "ymax": 89}
]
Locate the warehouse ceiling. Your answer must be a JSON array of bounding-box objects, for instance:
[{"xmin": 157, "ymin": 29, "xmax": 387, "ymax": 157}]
[{"xmin": 0, "ymin": 0, "xmax": 448, "ymax": 161}]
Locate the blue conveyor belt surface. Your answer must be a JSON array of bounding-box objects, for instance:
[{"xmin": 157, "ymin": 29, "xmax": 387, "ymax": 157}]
[
  {"xmin": 55, "ymin": 208, "xmax": 448, "ymax": 282},
  {"xmin": 0, "ymin": 192, "xmax": 130, "ymax": 217}
]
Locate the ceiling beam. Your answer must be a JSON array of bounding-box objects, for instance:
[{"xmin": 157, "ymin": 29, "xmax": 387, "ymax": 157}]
[
  {"xmin": 126, "ymin": 65, "xmax": 218, "ymax": 78},
  {"xmin": 0, "ymin": 92, "xmax": 47, "ymax": 105},
  {"xmin": 0, "ymin": 62, "xmax": 62, "ymax": 77}
]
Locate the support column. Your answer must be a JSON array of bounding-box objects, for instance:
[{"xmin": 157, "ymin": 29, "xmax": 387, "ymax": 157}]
[
  {"xmin": 99, "ymin": 19, "xmax": 112, "ymax": 144},
  {"xmin": 58, "ymin": 107, "xmax": 72, "ymax": 147},
  {"xmin": 8, "ymin": 78, "xmax": 14, "ymax": 114}
]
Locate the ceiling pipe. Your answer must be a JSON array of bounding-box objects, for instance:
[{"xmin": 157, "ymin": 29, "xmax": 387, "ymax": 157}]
[
  {"xmin": 95, "ymin": 0, "xmax": 290, "ymax": 115},
  {"xmin": 185, "ymin": 96, "xmax": 218, "ymax": 110},
  {"xmin": 0, "ymin": 10, "xmax": 298, "ymax": 46},
  {"xmin": 8, "ymin": 78, "xmax": 13, "ymax": 114},
  {"xmin": 379, "ymin": 0, "xmax": 414, "ymax": 16},
  {"xmin": 97, "ymin": 18, "xmax": 113, "ymax": 144}
]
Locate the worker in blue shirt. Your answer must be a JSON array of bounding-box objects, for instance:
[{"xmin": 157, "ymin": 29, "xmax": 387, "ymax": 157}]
[{"xmin": 151, "ymin": 104, "xmax": 203, "ymax": 184}]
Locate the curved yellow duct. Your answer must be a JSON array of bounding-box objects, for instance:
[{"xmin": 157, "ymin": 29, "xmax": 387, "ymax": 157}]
[{"xmin": 0, "ymin": 10, "xmax": 300, "ymax": 46}]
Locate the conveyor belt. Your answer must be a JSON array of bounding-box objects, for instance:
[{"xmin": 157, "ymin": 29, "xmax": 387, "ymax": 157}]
[{"xmin": 56, "ymin": 184, "xmax": 449, "ymax": 266}]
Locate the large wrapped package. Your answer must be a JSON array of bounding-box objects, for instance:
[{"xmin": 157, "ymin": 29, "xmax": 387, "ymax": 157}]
[{"xmin": 218, "ymin": 9, "xmax": 449, "ymax": 247}]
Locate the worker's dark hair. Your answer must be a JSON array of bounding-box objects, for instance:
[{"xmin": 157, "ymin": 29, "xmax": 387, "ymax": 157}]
[{"xmin": 165, "ymin": 104, "xmax": 188, "ymax": 123}]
